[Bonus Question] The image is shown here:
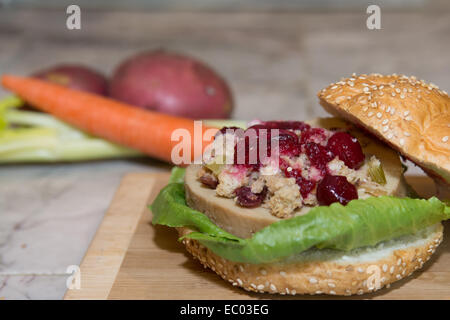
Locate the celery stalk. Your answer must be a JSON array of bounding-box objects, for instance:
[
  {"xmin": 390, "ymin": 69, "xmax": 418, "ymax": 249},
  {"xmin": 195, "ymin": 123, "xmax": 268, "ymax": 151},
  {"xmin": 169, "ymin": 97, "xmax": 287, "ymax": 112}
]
[{"xmin": 0, "ymin": 96, "xmax": 142, "ymax": 163}]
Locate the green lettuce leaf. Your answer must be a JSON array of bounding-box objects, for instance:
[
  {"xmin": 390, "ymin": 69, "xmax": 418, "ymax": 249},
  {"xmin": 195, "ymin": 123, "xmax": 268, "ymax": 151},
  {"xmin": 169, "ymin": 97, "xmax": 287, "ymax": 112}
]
[{"xmin": 151, "ymin": 168, "xmax": 450, "ymax": 264}]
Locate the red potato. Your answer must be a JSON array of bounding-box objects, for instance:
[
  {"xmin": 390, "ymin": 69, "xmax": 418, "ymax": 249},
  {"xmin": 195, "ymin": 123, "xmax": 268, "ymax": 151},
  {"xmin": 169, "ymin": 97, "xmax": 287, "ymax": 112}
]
[
  {"xmin": 32, "ymin": 64, "xmax": 108, "ymax": 95},
  {"xmin": 109, "ymin": 50, "xmax": 233, "ymax": 119}
]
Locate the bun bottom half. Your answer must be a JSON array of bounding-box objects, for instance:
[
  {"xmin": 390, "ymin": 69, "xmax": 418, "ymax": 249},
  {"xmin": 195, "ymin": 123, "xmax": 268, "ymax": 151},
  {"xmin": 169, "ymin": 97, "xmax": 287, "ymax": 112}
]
[{"xmin": 177, "ymin": 224, "xmax": 443, "ymax": 296}]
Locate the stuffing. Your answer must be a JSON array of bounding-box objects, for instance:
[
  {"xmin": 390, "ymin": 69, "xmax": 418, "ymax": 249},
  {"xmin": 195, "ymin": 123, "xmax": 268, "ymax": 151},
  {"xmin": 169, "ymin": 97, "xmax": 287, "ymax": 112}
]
[
  {"xmin": 263, "ymin": 174, "xmax": 302, "ymax": 217},
  {"xmin": 265, "ymin": 184, "xmax": 302, "ymax": 218},
  {"xmin": 216, "ymin": 165, "xmax": 249, "ymax": 198}
]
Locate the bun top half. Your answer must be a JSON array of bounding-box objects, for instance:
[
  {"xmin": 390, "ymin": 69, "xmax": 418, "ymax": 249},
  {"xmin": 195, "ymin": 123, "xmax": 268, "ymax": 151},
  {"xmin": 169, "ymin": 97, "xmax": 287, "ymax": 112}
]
[{"xmin": 318, "ymin": 73, "xmax": 450, "ymax": 190}]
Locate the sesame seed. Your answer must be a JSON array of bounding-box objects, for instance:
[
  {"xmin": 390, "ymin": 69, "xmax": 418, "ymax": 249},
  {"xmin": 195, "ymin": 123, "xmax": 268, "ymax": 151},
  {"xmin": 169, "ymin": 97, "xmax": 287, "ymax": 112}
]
[
  {"xmin": 309, "ymin": 277, "xmax": 318, "ymax": 284},
  {"xmin": 286, "ymin": 288, "xmax": 290, "ymax": 294},
  {"xmin": 383, "ymin": 126, "xmax": 389, "ymax": 132},
  {"xmin": 315, "ymin": 290, "xmax": 322, "ymax": 294},
  {"xmin": 257, "ymin": 284, "xmax": 265, "ymax": 290},
  {"xmin": 357, "ymin": 290, "xmax": 364, "ymax": 295},
  {"xmin": 397, "ymin": 259, "xmax": 402, "ymax": 266},
  {"xmin": 239, "ymin": 265, "xmax": 244, "ymax": 272},
  {"xmin": 390, "ymin": 266, "xmax": 395, "ymax": 274},
  {"xmin": 363, "ymin": 106, "xmax": 369, "ymax": 112},
  {"xmin": 329, "ymin": 291, "xmax": 336, "ymax": 295},
  {"xmin": 391, "ymin": 92, "xmax": 396, "ymax": 97},
  {"xmin": 286, "ymin": 167, "xmax": 292, "ymax": 172},
  {"xmin": 403, "ymin": 111, "xmax": 410, "ymax": 117},
  {"xmin": 405, "ymin": 116, "xmax": 412, "ymax": 121},
  {"xmin": 328, "ymin": 282, "xmax": 336, "ymax": 288},
  {"xmin": 387, "ymin": 133, "xmax": 394, "ymax": 139},
  {"xmin": 280, "ymin": 271, "xmax": 287, "ymax": 277},
  {"xmin": 382, "ymin": 264, "xmax": 388, "ymax": 272},
  {"xmin": 270, "ymin": 284, "xmax": 277, "ymax": 291},
  {"xmin": 291, "ymin": 290, "xmax": 296, "ymax": 295},
  {"xmin": 237, "ymin": 278, "xmax": 243, "ymax": 285},
  {"xmin": 357, "ymin": 267, "xmax": 364, "ymax": 273},
  {"xmin": 396, "ymin": 274, "xmax": 402, "ymax": 280},
  {"xmin": 331, "ymin": 85, "xmax": 338, "ymax": 89},
  {"xmin": 404, "ymin": 132, "xmax": 411, "ymax": 136},
  {"xmin": 400, "ymin": 94, "xmax": 405, "ymax": 99},
  {"xmin": 442, "ymin": 136, "xmax": 449, "ymax": 143},
  {"xmin": 376, "ymin": 112, "xmax": 382, "ymax": 119},
  {"xmin": 395, "ymin": 88, "xmax": 401, "ymax": 93},
  {"xmin": 382, "ymin": 119, "xmax": 389, "ymax": 125},
  {"xmin": 399, "ymin": 138, "xmax": 405, "ymax": 146},
  {"xmin": 368, "ymin": 112, "xmax": 374, "ymax": 117},
  {"xmin": 260, "ymin": 269, "xmax": 267, "ymax": 275},
  {"xmin": 250, "ymin": 283, "xmax": 257, "ymax": 289}
]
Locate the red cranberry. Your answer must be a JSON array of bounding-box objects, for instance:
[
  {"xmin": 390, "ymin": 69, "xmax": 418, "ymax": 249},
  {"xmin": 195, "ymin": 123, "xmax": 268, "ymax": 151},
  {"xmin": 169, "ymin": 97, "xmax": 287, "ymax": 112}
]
[
  {"xmin": 300, "ymin": 127, "xmax": 327, "ymax": 145},
  {"xmin": 234, "ymin": 186, "xmax": 267, "ymax": 208},
  {"xmin": 303, "ymin": 142, "xmax": 334, "ymax": 176},
  {"xmin": 283, "ymin": 167, "xmax": 316, "ymax": 198},
  {"xmin": 296, "ymin": 177, "xmax": 316, "ymax": 199},
  {"xmin": 327, "ymin": 132, "xmax": 365, "ymax": 169},
  {"xmin": 199, "ymin": 173, "xmax": 218, "ymax": 189},
  {"xmin": 272, "ymin": 129, "xmax": 300, "ymax": 156},
  {"xmin": 316, "ymin": 175, "xmax": 358, "ymax": 206},
  {"xmin": 253, "ymin": 121, "xmax": 310, "ymax": 131}
]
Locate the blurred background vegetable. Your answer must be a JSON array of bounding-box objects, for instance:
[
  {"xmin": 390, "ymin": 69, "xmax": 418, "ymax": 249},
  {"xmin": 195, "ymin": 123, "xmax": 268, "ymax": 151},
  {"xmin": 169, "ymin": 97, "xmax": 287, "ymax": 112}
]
[
  {"xmin": 109, "ymin": 50, "xmax": 233, "ymax": 119},
  {"xmin": 32, "ymin": 64, "xmax": 108, "ymax": 96}
]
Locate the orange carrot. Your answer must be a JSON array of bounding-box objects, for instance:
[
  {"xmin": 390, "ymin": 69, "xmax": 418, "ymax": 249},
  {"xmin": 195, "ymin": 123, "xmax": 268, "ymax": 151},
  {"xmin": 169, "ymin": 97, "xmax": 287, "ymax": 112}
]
[{"xmin": 1, "ymin": 75, "xmax": 217, "ymax": 164}]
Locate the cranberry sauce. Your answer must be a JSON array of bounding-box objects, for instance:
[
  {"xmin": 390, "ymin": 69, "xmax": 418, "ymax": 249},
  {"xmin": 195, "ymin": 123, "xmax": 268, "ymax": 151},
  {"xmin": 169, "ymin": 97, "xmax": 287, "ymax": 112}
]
[
  {"xmin": 316, "ymin": 175, "xmax": 358, "ymax": 206},
  {"xmin": 205, "ymin": 121, "xmax": 363, "ymax": 207},
  {"xmin": 327, "ymin": 132, "xmax": 365, "ymax": 169},
  {"xmin": 235, "ymin": 186, "xmax": 268, "ymax": 208}
]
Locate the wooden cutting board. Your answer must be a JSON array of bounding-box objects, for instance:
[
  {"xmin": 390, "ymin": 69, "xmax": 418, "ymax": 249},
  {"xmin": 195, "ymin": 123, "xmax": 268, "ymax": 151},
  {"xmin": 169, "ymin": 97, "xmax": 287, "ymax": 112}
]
[{"xmin": 64, "ymin": 173, "xmax": 450, "ymax": 300}]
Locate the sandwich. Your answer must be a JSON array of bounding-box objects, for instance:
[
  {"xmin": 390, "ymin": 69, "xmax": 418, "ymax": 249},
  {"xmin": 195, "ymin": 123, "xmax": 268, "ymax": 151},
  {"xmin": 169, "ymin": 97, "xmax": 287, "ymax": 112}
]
[{"xmin": 151, "ymin": 73, "xmax": 450, "ymax": 296}]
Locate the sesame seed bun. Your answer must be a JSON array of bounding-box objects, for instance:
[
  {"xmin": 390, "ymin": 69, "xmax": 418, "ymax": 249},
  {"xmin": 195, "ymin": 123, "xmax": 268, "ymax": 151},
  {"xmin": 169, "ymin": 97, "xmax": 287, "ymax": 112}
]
[
  {"xmin": 178, "ymin": 223, "xmax": 443, "ymax": 296},
  {"xmin": 318, "ymin": 74, "xmax": 450, "ymax": 198}
]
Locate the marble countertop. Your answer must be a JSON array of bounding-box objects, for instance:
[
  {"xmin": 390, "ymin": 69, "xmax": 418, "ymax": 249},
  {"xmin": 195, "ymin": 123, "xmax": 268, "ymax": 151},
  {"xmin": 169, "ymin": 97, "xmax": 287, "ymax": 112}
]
[{"xmin": 0, "ymin": 7, "xmax": 448, "ymax": 299}]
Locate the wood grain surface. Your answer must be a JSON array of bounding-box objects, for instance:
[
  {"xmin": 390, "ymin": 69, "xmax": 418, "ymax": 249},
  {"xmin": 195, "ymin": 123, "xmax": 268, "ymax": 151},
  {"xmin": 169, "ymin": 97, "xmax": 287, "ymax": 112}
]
[{"xmin": 65, "ymin": 173, "xmax": 450, "ymax": 300}]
